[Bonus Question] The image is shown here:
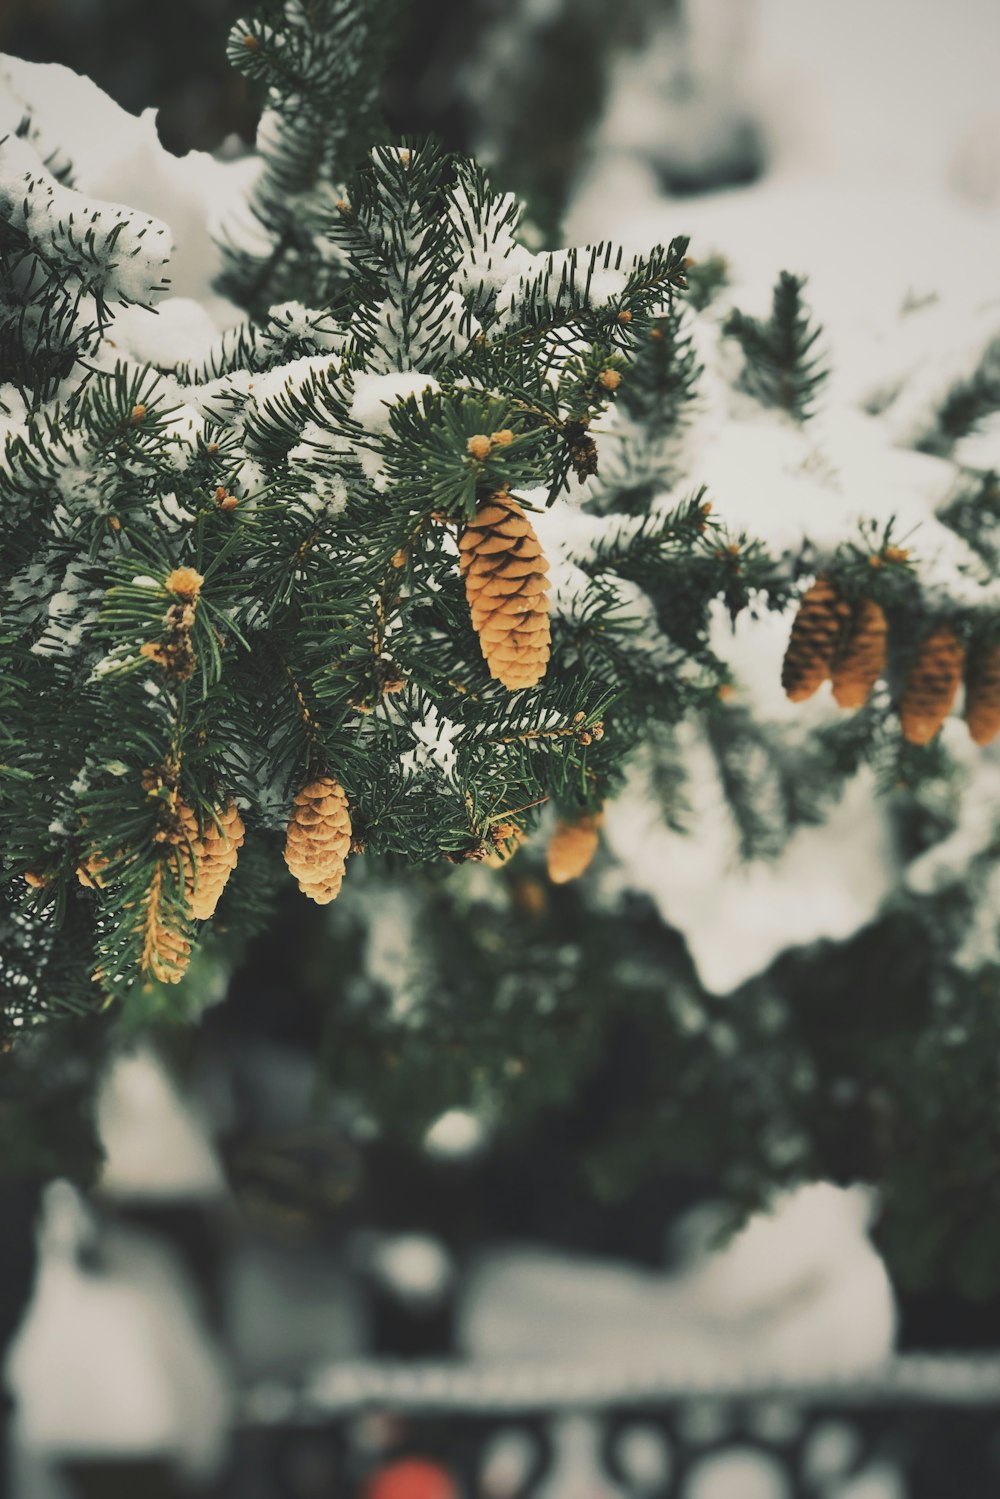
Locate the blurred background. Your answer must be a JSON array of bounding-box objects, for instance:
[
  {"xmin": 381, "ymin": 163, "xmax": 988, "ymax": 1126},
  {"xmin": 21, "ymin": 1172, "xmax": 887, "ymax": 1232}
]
[{"xmin": 4, "ymin": 0, "xmax": 1000, "ymax": 1495}]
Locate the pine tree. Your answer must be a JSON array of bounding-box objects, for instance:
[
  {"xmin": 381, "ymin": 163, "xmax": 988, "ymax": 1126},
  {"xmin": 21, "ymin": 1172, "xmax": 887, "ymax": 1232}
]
[
  {"xmin": 0, "ymin": 0, "xmax": 742, "ymax": 1021},
  {"xmin": 5, "ymin": 0, "xmax": 1000, "ymax": 1308}
]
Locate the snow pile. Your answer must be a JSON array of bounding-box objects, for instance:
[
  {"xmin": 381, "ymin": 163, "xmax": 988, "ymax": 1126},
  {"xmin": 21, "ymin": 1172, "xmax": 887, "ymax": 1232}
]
[
  {"xmin": 95, "ymin": 1046, "xmax": 226, "ymax": 1202},
  {"xmin": 5, "ymin": 1182, "xmax": 231, "ymax": 1479},
  {"xmin": 602, "ymin": 732, "xmax": 897, "ymax": 996},
  {"xmin": 0, "ymin": 55, "xmax": 252, "ymax": 319},
  {"xmin": 460, "ymin": 1182, "xmax": 895, "ymax": 1376}
]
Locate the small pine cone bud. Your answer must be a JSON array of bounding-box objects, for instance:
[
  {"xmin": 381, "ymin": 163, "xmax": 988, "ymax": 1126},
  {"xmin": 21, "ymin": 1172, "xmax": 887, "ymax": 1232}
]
[
  {"xmin": 899, "ymin": 624, "xmax": 965, "ymax": 745},
  {"xmin": 77, "ymin": 853, "xmax": 110, "ymax": 889},
  {"xmin": 467, "ymin": 434, "xmax": 492, "ymax": 460},
  {"xmin": 484, "ymin": 822, "xmax": 523, "ymax": 868},
  {"xmin": 459, "ymin": 493, "xmax": 551, "ymax": 691},
  {"xmin": 166, "ymin": 567, "xmax": 204, "ymax": 601},
  {"xmin": 490, "ymin": 429, "xmax": 514, "ymax": 446},
  {"xmin": 177, "ymin": 800, "xmax": 245, "ymax": 921},
  {"xmin": 831, "ymin": 597, "xmax": 888, "ymax": 709},
  {"xmin": 781, "ymin": 575, "xmax": 851, "ymax": 702},
  {"xmin": 546, "ymin": 812, "xmax": 601, "ymax": 885},
  {"xmin": 284, "ymin": 777, "xmax": 352, "ymax": 904},
  {"xmin": 598, "ymin": 369, "xmax": 621, "ymax": 391},
  {"xmin": 24, "ymin": 869, "xmax": 49, "ymax": 889},
  {"xmin": 964, "ymin": 639, "xmax": 1000, "ymax": 746}
]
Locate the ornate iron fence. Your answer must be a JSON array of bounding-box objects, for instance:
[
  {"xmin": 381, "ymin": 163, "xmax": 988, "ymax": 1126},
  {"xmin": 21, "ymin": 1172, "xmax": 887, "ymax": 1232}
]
[{"xmin": 225, "ymin": 1356, "xmax": 1000, "ymax": 1498}]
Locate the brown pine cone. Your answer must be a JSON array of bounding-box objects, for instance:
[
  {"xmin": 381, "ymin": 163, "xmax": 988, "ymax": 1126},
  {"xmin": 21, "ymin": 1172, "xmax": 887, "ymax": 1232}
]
[
  {"xmin": 965, "ymin": 639, "xmax": 1000, "ymax": 746},
  {"xmin": 831, "ymin": 597, "xmax": 888, "ymax": 709},
  {"xmin": 781, "ymin": 575, "xmax": 851, "ymax": 702},
  {"xmin": 546, "ymin": 812, "xmax": 601, "ymax": 884},
  {"xmin": 284, "ymin": 777, "xmax": 352, "ymax": 904},
  {"xmin": 899, "ymin": 624, "xmax": 965, "ymax": 745},
  {"xmin": 177, "ymin": 799, "xmax": 245, "ymax": 921},
  {"xmin": 459, "ymin": 493, "xmax": 551, "ymax": 691}
]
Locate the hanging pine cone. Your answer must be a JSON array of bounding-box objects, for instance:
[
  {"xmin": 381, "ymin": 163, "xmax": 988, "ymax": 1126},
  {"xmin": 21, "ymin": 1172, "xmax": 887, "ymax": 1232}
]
[
  {"xmin": 284, "ymin": 777, "xmax": 352, "ymax": 904},
  {"xmin": 831, "ymin": 597, "xmax": 888, "ymax": 709},
  {"xmin": 964, "ymin": 639, "xmax": 1000, "ymax": 746},
  {"xmin": 176, "ymin": 799, "xmax": 245, "ymax": 920},
  {"xmin": 459, "ymin": 492, "xmax": 551, "ymax": 691},
  {"xmin": 899, "ymin": 624, "xmax": 965, "ymax": 745},
  {"xmin": 781, "ymin": 575, "xmax": 851, "ymax": 702},
  {"xmin": 546, "ymin": 812, "xmax": 601, "ymax": 884}
]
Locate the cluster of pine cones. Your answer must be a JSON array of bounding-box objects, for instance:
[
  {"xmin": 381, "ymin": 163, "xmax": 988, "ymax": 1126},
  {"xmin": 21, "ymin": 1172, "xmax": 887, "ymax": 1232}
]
[{"xmin": 782, "ymin": 574, "xmax": 1000, "ymax": 746}]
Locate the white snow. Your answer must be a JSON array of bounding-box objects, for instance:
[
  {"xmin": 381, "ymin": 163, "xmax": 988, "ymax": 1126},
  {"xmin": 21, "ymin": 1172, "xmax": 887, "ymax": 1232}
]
[
  {"xmin": 368, "ymin": 1234, "xmax": 454, "ymax": 1305},
  {"xmin": 460, "ymin": 1182, "xmax": 895, "ymax": 1375},
  {"xmin": 96, "ymin": 1046, "xmax": 226, "ymax": 1201},
  {"xmin": 399, "ymin": 700, "xmax": 463, "ymax": 783},
  {"xmin": 0, "ymin": 131, "xmax": 171, "ymax": 308},
  {"xmin": 5, "ymin": 1182, "xmax": 231, "ymax": 1477},
  {"xmin": 0, "ymin": 55, "xmax": 251, "ymax": 324},
  {"xmin": 111, "ymin": 298, "xmax": 224, "ymax": 372},
  {"xmin": 349, "ymin": 370, "xmax": 441, "ymax": 433},
  {"xmin": 602, "ymin": 727, "xmax": 896, "ymax": 996},
  {"xmin": 423, "ymin": 1108, "xmax": 488, "ymax": 1159}
]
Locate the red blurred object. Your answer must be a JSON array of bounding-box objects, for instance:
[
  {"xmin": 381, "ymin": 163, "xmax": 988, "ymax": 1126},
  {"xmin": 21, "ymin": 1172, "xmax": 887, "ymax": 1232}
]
[{"xmin": 365, "ymin": 1458, "xmax": 459, "ymax": 1499}]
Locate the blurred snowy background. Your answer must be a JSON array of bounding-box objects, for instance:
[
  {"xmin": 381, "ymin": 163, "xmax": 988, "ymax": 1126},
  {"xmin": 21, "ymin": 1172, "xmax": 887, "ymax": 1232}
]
[{"xmin": 3, "ymin": 0, "xmax": 1000, "ymax": 1494}]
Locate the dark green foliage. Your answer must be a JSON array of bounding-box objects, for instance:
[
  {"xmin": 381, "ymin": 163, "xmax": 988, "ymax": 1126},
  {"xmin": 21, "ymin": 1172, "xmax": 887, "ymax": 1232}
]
[
  {"xmin": 0, "ymin": 1019, "xmax": 104, "ymax": 1187},
  {"xmin": 220, "ymin": 0, "xmax": 404, "ymax": 314},
  {"xmin": 937, "ymin": 469, "xmax": 1000, "ymax": 569},
  {"xmin": 619, "ymin": 304, "xmax": 703, "ymax": 443},
  {"xmin": 724, "ymin": 270, "xmax": 829, "ymax": 421},
  {"xmin": 916, "ymin": 339, "xmax": 1000, "ymax": 456},
  {"xmin": 211, "ymin": 837, "xmax": 1000, "ymax": 1300},
  {"xmin": 683, "ymin": 253, "xmax": 730, "ymax": 312}
]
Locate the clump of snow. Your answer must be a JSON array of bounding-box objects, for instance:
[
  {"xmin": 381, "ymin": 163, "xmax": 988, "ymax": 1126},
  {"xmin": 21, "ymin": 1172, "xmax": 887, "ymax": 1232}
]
[
  {"xmin": 424, "ymin": 1108, "xmax": 488, "ymax": 1159},
  {"xmin": 112, "ymin": 299, "xmax": 224, "ymax": 372},
  {"xmin": 0, "ymin": 54, "xmax": 250, "ymax": 324},
  {"xmin": 5, "ymin": 1181, "xmax": 231, "ymax": 1477},
  {"xmin": 95, "ymin": 1046, "xmax": 226, "ymax": 1202},
  {"xmin": 601, "ymin": 729, "xmax": 897, "ymax": 996},
  {"xmin": 460, "ymin": 1180, "xmax": 894, "ymax": 1376},
  {"xmin": 399, "ymin": 700, "xmax": 463, "ymax": 783},
  {"xmin": 346, "ymin": 370, "xmax": 442, "ymax": 486},
  {"xmin": 0, "ymin": 132, "xmax": 171, "ymax": 308},
  {"xmin": 367, "ymin": 1233, "xmax": 454, "ymax": 1305},
  {"xmin": 349, "ymin": 370, "xmax": 441, "ymax": 433},
  {"xmin": 286, "ymin": 425, "xmax": 350, "ymax": 515}
]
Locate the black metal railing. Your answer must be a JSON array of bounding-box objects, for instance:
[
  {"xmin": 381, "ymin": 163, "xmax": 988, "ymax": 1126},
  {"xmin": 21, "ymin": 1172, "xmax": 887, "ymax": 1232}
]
[{"xmin": 222, "ymin": 1356, "xmax": 1000, "ymax": 1498}]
